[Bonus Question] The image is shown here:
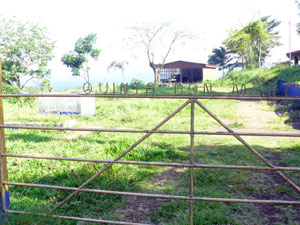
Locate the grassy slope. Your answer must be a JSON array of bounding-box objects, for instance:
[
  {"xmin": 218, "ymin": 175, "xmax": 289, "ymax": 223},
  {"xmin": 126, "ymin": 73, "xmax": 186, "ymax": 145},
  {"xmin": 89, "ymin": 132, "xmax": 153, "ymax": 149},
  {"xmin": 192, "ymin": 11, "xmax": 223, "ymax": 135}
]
[{"xmin": 214, "ymin": 65, "xmax": 300, "ymax": 86}]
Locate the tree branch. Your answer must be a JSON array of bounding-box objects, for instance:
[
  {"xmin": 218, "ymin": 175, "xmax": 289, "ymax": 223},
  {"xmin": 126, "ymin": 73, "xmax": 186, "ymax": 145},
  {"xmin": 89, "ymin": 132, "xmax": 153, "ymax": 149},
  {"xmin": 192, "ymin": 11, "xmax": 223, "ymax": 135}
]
[{"xmin": 20, "ymin": 76, "xmax": 35, "ymax": 90}]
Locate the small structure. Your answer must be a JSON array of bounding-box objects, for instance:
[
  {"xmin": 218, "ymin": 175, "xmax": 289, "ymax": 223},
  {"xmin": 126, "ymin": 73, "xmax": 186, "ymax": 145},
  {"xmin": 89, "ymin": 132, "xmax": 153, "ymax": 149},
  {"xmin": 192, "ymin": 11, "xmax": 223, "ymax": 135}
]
[
  {"xmin": 39, "ymin": 96, "xmax": 95, "ymax": 116},
  {"xmin": 160, "ymin": 60, "xmax": 216, "ymax": 83},
  {"xmin": 286, "ymin": 50, "xmax": 300, "ymax": 65}
]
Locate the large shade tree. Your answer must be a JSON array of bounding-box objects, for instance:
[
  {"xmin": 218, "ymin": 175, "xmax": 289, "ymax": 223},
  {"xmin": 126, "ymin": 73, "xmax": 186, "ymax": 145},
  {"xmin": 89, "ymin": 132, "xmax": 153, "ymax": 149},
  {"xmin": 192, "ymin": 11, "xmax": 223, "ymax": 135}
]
[
  {"xmin": 61, "ymin": 33, "xmax": 101, "ymax": 84},
  {"xmin": 129, "ymin": 22, "xmax": 193, "ymax": 83},
  {"xmin": 0, "ymin": 18, "xmax": 55, "ymax": 91}
]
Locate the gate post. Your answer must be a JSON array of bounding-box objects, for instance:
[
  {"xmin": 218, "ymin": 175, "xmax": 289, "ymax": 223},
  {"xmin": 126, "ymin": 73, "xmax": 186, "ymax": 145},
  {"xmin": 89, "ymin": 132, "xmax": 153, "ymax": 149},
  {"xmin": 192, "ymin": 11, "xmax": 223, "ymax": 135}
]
[
  {"xmin": 0, "ymin": 58, "xmax": 10, "ymax": 214},
  {"xmin": 189, "ymin": 99, "xmax": 195, "ymax": 225}
]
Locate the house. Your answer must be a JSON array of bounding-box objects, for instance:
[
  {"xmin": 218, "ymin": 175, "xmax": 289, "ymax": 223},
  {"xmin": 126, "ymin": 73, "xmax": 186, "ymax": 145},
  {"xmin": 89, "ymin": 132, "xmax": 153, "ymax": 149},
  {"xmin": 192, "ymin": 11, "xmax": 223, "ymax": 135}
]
[
  {"xmin": 286, "ymin": 50, "xmax": 300, "ymax": 65},
  {"xmin": 160, "ymin": 60, "xmax": 216, "ymax": 83}
]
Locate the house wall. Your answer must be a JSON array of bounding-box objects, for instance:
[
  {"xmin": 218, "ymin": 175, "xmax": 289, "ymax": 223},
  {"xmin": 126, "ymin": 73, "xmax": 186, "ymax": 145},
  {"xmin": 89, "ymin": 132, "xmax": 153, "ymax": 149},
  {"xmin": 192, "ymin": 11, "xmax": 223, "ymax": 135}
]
[{"xmin": 202, "ymin": 68, "xmax": 216, "ymax": 81}]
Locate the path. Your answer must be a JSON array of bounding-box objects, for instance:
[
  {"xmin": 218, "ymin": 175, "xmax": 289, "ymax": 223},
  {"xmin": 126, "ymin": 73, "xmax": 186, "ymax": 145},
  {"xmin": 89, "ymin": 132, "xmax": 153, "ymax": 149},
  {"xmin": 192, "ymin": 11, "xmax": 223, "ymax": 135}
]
[
  {"xmin": 230, "ymin": 100, "xmax": 300, "ymax": 139},
  {"xmin": 236, "ymin": 100, "xmax": 278, "ymax": 130}
]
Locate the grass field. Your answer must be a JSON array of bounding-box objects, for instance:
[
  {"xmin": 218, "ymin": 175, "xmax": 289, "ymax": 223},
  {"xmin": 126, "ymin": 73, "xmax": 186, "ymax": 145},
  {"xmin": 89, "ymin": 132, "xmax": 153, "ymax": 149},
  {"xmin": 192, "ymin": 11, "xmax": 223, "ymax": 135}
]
[{"xmin": 1, "ymin": 86, "xmax": 300, "ymax": 224}]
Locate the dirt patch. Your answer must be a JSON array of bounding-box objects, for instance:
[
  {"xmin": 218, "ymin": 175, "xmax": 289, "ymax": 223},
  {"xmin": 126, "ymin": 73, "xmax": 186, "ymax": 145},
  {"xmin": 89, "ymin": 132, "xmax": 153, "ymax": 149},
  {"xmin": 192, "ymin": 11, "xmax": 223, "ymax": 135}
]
[
  {"xmin": 236, "ymin": 100, "xmax": 278, "ymax": 129},
  {"xmin": 247, "ymin": 171, "xmax": 300, "ymax": 224},
  {"xmin": 235, "ymin": 151, "xmax": 300, "ymax": 224},
  {"xmin": 115, "ymin": 196, "xmax": 167, "ymax": 224},
  {"xmin": 152, "ymin": 167, "xmax": 185, "ymax": 188},
  {"xmin": 115, "ymin": 168, "xmax": 185, "ymax": 224},
  {"xmin": 213, "ymin": 100, "xmax": 300, "ymax": 140}
]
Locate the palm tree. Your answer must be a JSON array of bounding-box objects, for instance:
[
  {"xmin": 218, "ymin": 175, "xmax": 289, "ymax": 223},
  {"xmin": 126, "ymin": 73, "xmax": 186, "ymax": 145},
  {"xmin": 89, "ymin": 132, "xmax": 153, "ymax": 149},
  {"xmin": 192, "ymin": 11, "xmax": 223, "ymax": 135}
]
[
  {"xmin": 296, "ymin": 1, "xmax": 300, "ymax": 36},
  {"xmin": 208, "ymin": 46, "xmax": 232, "ymax": 77},
  {"xmin": 107, "ymin": 61, "xmax": 128, "ymax": 82}
]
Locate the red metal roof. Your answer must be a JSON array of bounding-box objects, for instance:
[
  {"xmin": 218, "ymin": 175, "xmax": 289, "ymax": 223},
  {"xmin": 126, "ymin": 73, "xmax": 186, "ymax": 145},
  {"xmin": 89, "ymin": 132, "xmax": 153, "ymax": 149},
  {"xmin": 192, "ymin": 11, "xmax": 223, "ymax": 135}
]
[
  {"xmin": 163, "ymin": 60, "xmax": 216, "ymax": 69},
  {"xmin": 286, "ymin": 50, "xmax": 300, "ymax": 57}
]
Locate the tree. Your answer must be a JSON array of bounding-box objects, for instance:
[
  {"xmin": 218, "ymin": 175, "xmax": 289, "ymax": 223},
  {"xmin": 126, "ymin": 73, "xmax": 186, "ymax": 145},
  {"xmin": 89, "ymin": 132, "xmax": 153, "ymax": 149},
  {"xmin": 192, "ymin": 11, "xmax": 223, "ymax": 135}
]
[
  {"xmin": 40, "ymin": 78, "xmax": 52, "ymax": 92},
  {"xmin": 296, "ymin": 1, "xmax": 300, "ymax": 36},
  {"xmin": 260, "ymin": 16, "xmax": 281, "ymax": 62},
  {"xmin": 0, "ymin": 18, "xmax": 55, "ymax": 91},
  {"xmin": 107, "ymin": 61, "xmax": 128, "ymax": 82},
  {"xmin": 208, "ymin": 47, "xmax": 233, "ymax": 76},
  {"xmin": 61, "ymin": 33, "xmax": 101, "ymax": 84},
  {"xmin": 224, "ymin": 18, "xmax": 279, "ymax": 69},
  {"xmin": 225, "ymin": 28, "xmax": 252, "ymax": 69},
  {"xmin": 244, "ymin": 20, "xmax": 271, "ymax": 68},
  {"xmin": 129, "ymin": 22, "xmax": 193, "ymax": 83}
]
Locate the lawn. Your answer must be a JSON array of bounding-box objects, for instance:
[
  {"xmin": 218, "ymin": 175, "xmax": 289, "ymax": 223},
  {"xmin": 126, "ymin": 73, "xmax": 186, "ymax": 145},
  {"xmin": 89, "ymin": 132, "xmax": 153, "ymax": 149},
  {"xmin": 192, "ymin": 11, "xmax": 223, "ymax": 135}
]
[{"xmin": 1, "ymin": 87, "xmax": 300, "ymax": 224}]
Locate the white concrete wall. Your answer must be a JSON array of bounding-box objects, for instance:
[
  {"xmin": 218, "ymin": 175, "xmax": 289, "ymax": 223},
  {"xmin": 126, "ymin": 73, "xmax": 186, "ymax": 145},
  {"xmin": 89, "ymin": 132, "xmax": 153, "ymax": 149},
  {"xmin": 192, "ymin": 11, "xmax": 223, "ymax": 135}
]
[
  {"xmin": 203, "ymin": 68, "xmax": 216, "ymax": 81},
  {"xmin": 39, "ymin": 97, "xmax": 95, "ymax": 116},
  {"xmin": 80, "ymin": 97, "xmax": 95, "ymax": 116}
]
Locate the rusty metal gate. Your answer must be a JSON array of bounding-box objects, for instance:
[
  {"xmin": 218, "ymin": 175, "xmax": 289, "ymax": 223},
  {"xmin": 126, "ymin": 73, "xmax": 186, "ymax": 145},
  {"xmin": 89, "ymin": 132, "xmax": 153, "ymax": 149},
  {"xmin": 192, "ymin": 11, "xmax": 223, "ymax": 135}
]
[{"xmin": 0, "ymin": 82, "xmax": 300, "ymax": 224}]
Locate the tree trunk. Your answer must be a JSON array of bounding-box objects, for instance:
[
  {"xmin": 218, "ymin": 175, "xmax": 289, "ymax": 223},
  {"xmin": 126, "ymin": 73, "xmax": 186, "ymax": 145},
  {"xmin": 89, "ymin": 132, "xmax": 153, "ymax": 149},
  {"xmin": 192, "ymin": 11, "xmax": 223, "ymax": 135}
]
[
  {"xmin": 121, "ymin": 67, "xmax": 125, "ymax": 82},
  {"xmin": 150, "ymin": 62, "xmax": 157, "ymax": 83},
  {"xmin": 155, "ymin": 68, "xmax": 161, "ymax": 83},
  {"xmin": 258, "ymin": 42, "xmax": 261, "ymax": 68},
  {"xmin": 86, "ymin": 55, "xmax": 90, "ymax": 84},
  {"xmin": 150, "ymin": 62, "xmax": 162, "ymax": 83},
  {"xmin": 17, "ymin": 77, "xmax": 21, "ymax": 91}
]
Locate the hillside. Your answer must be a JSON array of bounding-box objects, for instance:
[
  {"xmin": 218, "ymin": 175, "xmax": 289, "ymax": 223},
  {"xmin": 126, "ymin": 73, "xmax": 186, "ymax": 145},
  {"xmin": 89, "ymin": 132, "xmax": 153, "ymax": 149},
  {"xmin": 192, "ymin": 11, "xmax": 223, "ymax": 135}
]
[{"xmin": 214, "ymin": 65, "xmax": 300, "ymax": 86}]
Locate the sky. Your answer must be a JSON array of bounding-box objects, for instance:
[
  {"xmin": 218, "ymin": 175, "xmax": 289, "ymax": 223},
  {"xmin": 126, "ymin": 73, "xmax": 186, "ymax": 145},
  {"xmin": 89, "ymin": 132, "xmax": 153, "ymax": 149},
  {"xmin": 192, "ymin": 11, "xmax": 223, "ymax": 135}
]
[{"xmin": 1, "ymin": 0, "xmax": 300, "ymax": 89}]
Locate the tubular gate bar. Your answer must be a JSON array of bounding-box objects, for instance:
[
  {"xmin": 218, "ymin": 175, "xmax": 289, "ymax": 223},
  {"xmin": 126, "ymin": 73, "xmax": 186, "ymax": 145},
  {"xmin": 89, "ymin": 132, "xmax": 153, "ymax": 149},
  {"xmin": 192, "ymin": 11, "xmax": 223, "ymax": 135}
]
[{"xmin": 0, "ymin": 93, "xmax": 300, "ymax": 225}]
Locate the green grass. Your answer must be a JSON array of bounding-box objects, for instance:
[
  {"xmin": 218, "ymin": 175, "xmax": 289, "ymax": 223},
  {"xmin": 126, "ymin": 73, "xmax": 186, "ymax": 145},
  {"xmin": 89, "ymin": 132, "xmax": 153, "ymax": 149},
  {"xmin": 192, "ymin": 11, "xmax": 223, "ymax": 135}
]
[
  {"xmin": 214, "ymin": 65, "xmax": 300, "ymax": 86},
  {"xmin": 1, "ymin": 88, "xmax": 300, "ymax": 224}
]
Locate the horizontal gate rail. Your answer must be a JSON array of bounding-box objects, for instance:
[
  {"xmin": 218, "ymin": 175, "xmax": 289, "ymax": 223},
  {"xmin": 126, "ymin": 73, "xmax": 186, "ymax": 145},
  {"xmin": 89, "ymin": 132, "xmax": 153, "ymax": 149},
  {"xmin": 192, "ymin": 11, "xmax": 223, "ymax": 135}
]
[
  {"xmin": 3, "ymin": 182, "xmax": 300, "ymax": 205},
  {"xmin": 1, "ymin": 124, "xmax": 300, "ymax": 137},
  {"xmin": 2, "ymin": 153, "xmax": 300, "ymax": 171},
  {"xmin": 1, "ymin": 93, "xmax": 300, "ymax": 101},
  {"xmin": 5, "ymin": 209, "xmax": 150, "ymax": 225}
]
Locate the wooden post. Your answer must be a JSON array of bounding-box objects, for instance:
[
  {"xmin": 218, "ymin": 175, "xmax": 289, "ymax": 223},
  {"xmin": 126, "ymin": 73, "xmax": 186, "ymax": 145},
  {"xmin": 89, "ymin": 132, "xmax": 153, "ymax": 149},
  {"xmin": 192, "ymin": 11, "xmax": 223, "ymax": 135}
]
[
  {"xmin": 189, "ymin": 100, "xmax": 195, "ymax": 225},
  {"xmin": 191, "ymin": 69, "xmax": 194, "ymax": 83},
  {"xmin": 180, "ymin": 69, "xmax": 183, "ymax": 83},
  {"xmin": 0, "ymin": 58, "xmax": 10, "ymax": 213}
]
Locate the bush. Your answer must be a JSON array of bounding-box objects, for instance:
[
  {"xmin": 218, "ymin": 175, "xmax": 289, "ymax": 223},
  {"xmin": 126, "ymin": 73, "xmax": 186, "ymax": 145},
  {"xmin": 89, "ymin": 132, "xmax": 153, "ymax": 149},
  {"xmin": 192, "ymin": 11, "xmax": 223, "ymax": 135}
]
[
  {"xmin": 2, "ymin": 83, "xmax": 35, "ymax": 107},
  {"xmin": 2, "ymin": 83, "xmax": 21, "ymax": 104},
  {"xmin": 128, "ymin": 78, "xmax": 146, "ymax": 89}
]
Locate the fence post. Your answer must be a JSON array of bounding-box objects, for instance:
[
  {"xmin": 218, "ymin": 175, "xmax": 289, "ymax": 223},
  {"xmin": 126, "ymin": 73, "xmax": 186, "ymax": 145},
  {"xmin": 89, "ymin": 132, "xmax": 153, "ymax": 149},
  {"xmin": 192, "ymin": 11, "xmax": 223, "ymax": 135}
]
[
  {"xmin": 0, "ymin": 58, "xmax": 10, "ymax": 215},
  {"xmin": 189, "ymin": 99, "xmax": 195, "ymax": 225}
]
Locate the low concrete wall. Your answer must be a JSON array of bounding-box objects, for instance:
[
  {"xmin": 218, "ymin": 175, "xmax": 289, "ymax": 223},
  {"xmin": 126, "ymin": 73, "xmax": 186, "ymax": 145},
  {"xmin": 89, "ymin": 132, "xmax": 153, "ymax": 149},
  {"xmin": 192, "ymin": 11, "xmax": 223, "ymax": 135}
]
[{"xmin": 39, "ymin": 97, "xmax": 95, "ymax": 116}]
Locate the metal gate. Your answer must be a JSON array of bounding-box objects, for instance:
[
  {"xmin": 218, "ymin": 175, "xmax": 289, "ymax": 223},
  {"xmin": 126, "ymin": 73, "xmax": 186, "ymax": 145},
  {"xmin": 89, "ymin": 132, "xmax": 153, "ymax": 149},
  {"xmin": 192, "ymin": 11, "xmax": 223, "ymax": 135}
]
[{"xmin": 0, "ymin": 83, "xmax": 300, "ymax": 224}]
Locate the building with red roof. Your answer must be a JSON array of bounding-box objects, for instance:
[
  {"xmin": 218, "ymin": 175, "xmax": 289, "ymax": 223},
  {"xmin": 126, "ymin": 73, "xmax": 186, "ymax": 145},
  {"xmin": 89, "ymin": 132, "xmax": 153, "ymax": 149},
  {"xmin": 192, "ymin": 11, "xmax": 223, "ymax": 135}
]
[
  {"xmin": 160, "ymin": 60, "xmax": 216, "ymax": 83},
  {"xmin": 286, "ymin": 50, "xmax": 300, "ymax": 65}
]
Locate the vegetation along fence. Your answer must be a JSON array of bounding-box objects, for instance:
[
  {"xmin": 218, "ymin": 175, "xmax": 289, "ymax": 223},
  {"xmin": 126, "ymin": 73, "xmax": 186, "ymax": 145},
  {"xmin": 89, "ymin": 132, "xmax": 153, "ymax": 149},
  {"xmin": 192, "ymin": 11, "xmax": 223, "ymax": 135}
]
[{"xmin": 0, "ymin": 80, "xmax": 300, "ymax": 224}]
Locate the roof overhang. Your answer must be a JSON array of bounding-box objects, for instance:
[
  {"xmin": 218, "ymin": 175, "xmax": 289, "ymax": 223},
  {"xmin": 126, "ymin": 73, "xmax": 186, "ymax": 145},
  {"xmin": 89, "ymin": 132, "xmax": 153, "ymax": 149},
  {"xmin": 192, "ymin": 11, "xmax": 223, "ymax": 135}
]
[
  {"xmin": 163, "ymin": 60, "xmax": 216, "ymax": 69},
  {"xmin": 286, "ymin": 50, "xmax": 300, "ymax": 58}
]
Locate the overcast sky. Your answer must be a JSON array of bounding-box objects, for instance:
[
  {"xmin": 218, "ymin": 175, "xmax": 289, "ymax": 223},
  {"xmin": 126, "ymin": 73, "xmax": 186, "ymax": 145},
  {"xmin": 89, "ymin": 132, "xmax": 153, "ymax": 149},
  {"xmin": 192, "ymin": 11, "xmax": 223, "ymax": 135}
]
[{"xmin": 1, "ymin": 0, "xmax": 300, "ymax": 88}]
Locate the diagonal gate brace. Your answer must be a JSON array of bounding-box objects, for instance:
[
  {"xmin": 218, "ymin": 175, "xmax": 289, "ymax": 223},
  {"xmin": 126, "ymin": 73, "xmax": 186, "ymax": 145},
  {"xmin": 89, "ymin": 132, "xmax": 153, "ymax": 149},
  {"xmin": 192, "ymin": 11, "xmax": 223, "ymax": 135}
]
[
  {"xmin": 195, "ymin": 100, "xmax": 300, "ymax": 193},
  {"xmin": 47, "ymin": 99, "xmax": 191, "ymax": 216}
]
